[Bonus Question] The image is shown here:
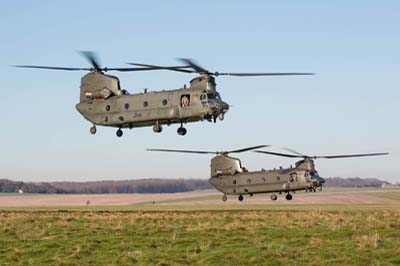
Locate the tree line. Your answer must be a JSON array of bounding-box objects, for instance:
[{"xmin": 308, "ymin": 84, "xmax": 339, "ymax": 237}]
[{"xmin": 0, "ymin": 177, "xmax": 390, "ymax": 194}]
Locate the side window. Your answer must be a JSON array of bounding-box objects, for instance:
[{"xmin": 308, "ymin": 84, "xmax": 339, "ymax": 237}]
[
  {"xmin": 200, "ymin": 94, "xmax": 207, "ymax": 101},
  {"xmin": 181, "ymin": 94, "xmax": 190, "ymax": 107}
]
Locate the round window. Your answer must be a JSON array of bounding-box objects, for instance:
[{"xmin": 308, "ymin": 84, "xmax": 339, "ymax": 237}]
[
  {"xmin": 105, "ymin": 105, "xmax": 111, "ymax": 111},
  {"xmin": 276, "ymin": 176, "xmax": 281, "ymax": 181},
  {"xmin": 124, "ymin": 103, "xmax": 129, "ymax": 110},
  {"xmin": 143, "ymin": 101, "xmax": 148, "ymax": 107},
  {"xmin": 162, "ymin": 99, "xmax": 168, "ymax": 106}
]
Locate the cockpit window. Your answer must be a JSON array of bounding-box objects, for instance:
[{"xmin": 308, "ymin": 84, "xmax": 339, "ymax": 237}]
[
  {"xmin": 310, "ymin": 171, "xmax": 319, "ymax": 177},
  {"xmin": 207, "ymin": 93, "xmax": 221, "ymax": 100}
]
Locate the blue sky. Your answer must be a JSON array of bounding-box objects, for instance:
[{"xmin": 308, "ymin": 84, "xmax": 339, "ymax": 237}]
[{"xmin": 0, "ymin": 1, "xmax": 399, "ymax": 182}]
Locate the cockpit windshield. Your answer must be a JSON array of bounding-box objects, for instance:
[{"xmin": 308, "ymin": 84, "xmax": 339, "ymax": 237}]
[
  {"xmin": 310, "ymin": 170, "xmax": 319, "ymax": 177},
  {"xmin": 207, "ymin": 93, "xmax": 221, "ymax": 101}
]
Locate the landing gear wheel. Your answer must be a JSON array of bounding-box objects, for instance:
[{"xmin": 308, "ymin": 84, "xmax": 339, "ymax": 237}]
[
  {"xmin": 285, "ymin": 193, "xmax": 293, "ymax": 201},
  {"xmin": 219, "ymin": 113, "xmax": 225, "ymax": 121},
  {"xmin": 116, "ymin": 128, "xmax": 123, "ymax": 137},
  {"xmin": 222, "ymin": 194, "xmax": 227, "ymax": 202},
  {"xmin": 90, "ymin": 125, "xmax": 97, "ymax": 135},
  {"xmin": 177, "ymin": 127, "xmax": 187, "ymax": 136},
  {"xmin": 238, "ymin": 195, "xmax": 243, "ymax": 201},
  {"xmin": 153, "ymin": 124, "xmax": 162, "ymax": 133},
  {"xmin": 271, "ymin": 194, "xmax": 278, "ymax": 201}
]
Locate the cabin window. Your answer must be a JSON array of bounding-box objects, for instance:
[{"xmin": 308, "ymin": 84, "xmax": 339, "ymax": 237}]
[
  {"xmin": 233, "ymin": 180, "xmax": 237, "ymax": 185},
  {"xmin": 247, "ymin": 179, "xmax": 251, "ymax": 184},
  {"xmin": 244, "ymin": 189, "xmax": 248, "ymax": 193},
  {"xmin": 162, "ymin": 99, "xmax": 168, "ymax": 106},
  {"xmin": 143, "ymin": 101, "xmax": 149, "ymax": 107},
  {"xmin": 200, "ymin": 94, "xmax": 207, "ymax": 101},
  {"xmin": 262, "ymin": 177, "xmax": 266, "ymax": 182},
  {"xmin": 105, "ymin": 105, "xmax": 111, "ymax": 111},
  {"xmin": 119, "ymin": 116, "xmax": 124, "ymax": 122},
  {"xmin": 124, "ymin": 103, "xmax": 129, "ymax": 110},
  {"xmin": 276, "ymin": 176, "xmax": 281, "ymax": 181},
  {"xmin": 181, "ymin": 95, "xmax": 190, "ymax": 107}
]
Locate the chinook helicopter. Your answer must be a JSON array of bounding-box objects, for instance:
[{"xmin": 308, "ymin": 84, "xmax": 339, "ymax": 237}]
[
  {"xmin": 147, "ymin": 146, "xmax": 388, "ymax": 201},
  {"xmin": 15, "ymin": 52, "xmax": 313, "ymax": 137}
]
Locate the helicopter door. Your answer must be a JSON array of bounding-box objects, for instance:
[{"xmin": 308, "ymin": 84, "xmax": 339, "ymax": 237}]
[{"xmin": 200, "ymin": 93, "xmax": 208, "ymax": 107}]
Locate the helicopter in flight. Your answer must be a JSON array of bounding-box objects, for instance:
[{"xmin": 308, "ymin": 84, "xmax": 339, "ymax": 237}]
[
  {"xmin": 15, "ymin": 52, "xmax": 313, "ymax": 137},
  {"xmin": 147, "ymin": 146, "xmax": 388, "ymax": 201}
]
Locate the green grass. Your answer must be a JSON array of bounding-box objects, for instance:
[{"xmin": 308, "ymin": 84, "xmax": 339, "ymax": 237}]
[{"xmin": 1, "ymin": 206, "xmax": 400, "ymax": 265}]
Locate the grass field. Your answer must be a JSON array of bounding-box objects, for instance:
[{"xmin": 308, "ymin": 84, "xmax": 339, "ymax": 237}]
[{"xmin": 1, "ymin": 189, "xmax": 400, "ymax": 265}]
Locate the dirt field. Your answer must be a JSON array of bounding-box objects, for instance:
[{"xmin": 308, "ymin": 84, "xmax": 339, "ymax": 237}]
[{"xmin": 1, "ymin": 188, "xmax": 399, "ymax": 207}]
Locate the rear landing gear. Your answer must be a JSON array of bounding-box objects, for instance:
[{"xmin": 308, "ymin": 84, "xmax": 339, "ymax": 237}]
[
  {"xmin": 153, "ymin": 124, "xmax": 162, "ymax": 133},
  {"xmin": 177, "ymin": 126, "xmax": 187, "ymax": 136},
  {"xmin": 222, "ymin": 194, "xmax": 227, "ymax": 202},
  {"xmin": 90, "ymin": 125, "xmax": 97, "ymax": 135},
  {"xmin": 285, "ymin": 193, "xmax": 293, "ymax": 201},
  {"xmin": 116, "ymin": 128, "xmax": 123, "ymax": 137},
  {"xmin": 271, "ymin": 194, "xmax": 278, "ymax": 201},
  {"xmin": 238, "ymin": 195, "xmax": 243, "ymax": 201}
]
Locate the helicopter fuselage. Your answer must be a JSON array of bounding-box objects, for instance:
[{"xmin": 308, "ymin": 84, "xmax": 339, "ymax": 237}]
[
  {"xmin": 75, "ymin": 72, "xmax": 229, "ymax": 135},
  {"xmin": 208, "ymin": 155, "xmax": 325, "ymax": 200}
]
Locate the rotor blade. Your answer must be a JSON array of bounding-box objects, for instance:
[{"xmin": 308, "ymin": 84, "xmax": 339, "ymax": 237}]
[
  {"xmin": 215, "ymin": 72, "xmax": 315, "ymax": 77},
  {"xmin": 179, "ymin": 58, "xmax": 209, "ymax": 74},
  {"xmin": 13, "ymin": 65, "xmax": 182, "ymax": 72},
  {"xmin": 80, "ymin": 51, "xmax": 101, "ymax": 70},
  {"xmin": 147, "ymin": 148, "xmax": 216, "ymax": 155},
  {"xmin": 13, "ymin": 65, "xmax": 92, "ymax": 71},
  {"xmin": 315, "ymin": 152, "xmax": 389, "ymax": 159},
  {"xmin": 254, "ymin": 150, "xmax": 303, "ymax": 158},
  {"xmin": 126, "ymin": 63, "xmax": 195, "ymax": 73},
  {"xmin": 227, "ymin": 145, "xmax": 270, "ymax": 154}
]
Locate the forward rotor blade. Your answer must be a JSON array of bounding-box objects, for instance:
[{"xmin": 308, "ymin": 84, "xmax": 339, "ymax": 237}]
[
  {"xmin": 254, "ymin": 150, "xmax": 303, "ymax": 158},
  {"xmin": 147, "ymin": 149, "xmax": 216, "ymax": 154},
  {"xmin": 80, "ymin": 51, "xmax": 101, "ymax": 70},
  {"xmin": 315, "ymin": 153, "xmax": 389, "ymax": 159},
  {"xmin": 179, "ymin": 58, "xmax": 209, "ymax": 74},
  {"xmin": 13, "ymin": 65, "xmax": 92, "ymax": 71},
  {"xmin": 227, "ymin": 145, "xmax": 270, "ymax": 154},
  {"xmin": 215, "ymin": 72, "xmax": 315, "ymax": 77},
  {"xmin": 127, "ymin": 63, "xmax": 194, "ymax": 73}
]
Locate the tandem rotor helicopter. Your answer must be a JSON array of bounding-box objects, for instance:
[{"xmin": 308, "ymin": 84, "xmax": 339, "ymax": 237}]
[
  {"xmin": 148, "ymin": 146, "xmax": 388, "ymax": 201},
  {"xmin": 15, "ymin": 52, "xmax": 313, "ymax": 137}
]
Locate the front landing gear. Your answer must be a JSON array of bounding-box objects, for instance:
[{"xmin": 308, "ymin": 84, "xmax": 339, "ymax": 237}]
[
  {"xmin": 90, "ymin": 125, "xmax": 97, "ymax": 135},
  {"xmin": 285, "ymin": 193, "xmax": 293, "ymax": 201},
  {"xmin": 238, "ymin": 195, "xmax": 243, "ymax": 201},
  {"xmin": 222, "ymin": 194, "xmax": 227, "ymax": 202},
  {"xmin": 177, "ymin": 126, "xmax": 187, "ymax": 136},
  {"xmin": 116, "ymin": 128, "xmax": 123, "ymax": 137}
]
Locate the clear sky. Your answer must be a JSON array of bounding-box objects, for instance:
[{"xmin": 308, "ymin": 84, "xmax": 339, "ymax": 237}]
[{"xmin": 0, "ymin": 1, "xmax": 399, "ymax": 182}]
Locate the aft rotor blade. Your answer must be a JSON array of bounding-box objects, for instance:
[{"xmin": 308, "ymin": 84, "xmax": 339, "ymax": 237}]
[
  {"xmin": 14, "ymin": 65, "xmax": 92, "ymax": 71},
  {"xmin": 179, "ymin": 58, "xmax": 210, "ymax": 74},
  {"xmin": 254, "ymin": 150, "xmax": 303, "ymax": 158},
  {"xmin": 215, "ymin": 72, "xmax": 314, "ymax": 77},
  {"xmin": 80, "ymin": 51, "xmax": 101, "ymax": 70},
  {"xmin": 127, "ymin": 63, "xmax": 194, "ymax": 73},
  {"xmin": 315, "ymin": 152, "xmax": 389, "ymax": 159},
  {"xmin": 147, "ymin": 149, "xmax": 216, "ymax": 154},
  {"xmin": 14, "ymin": 65, "xmax": 178, "ymax": 72},
  {"xmin": 227, "ymin": 145, "xmax": 270, "ymax": 154}
]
